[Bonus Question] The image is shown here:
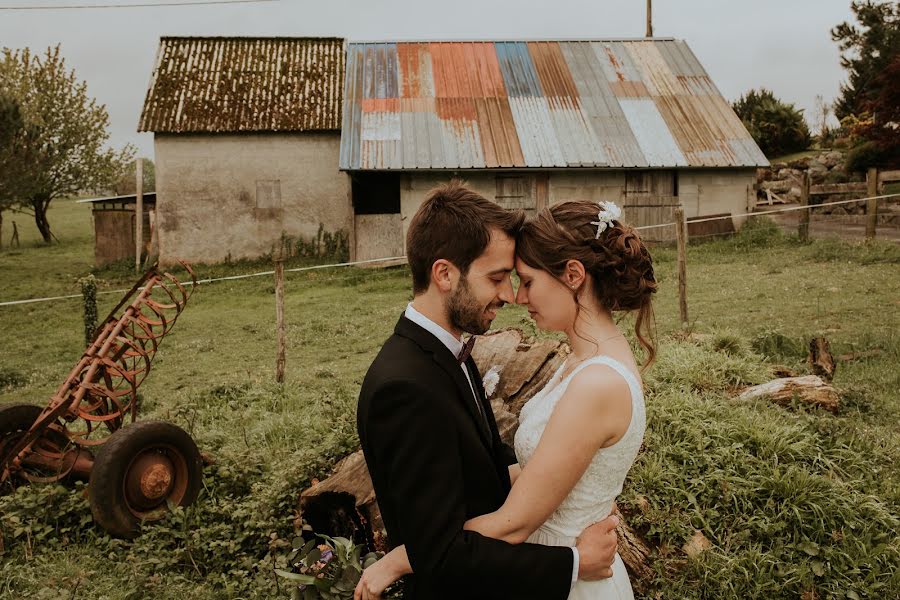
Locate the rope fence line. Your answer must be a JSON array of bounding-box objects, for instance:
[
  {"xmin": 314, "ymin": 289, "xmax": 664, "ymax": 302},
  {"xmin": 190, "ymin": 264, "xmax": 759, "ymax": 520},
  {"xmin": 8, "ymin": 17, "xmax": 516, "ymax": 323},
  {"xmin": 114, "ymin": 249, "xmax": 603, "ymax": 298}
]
[
  {"xmin": 2, "ymin": 193, "xmax": 898, "ymax": 308},
  {"xmin": 633, "ymin": 192, "xmax": 900, "ymax": 232},
  {"xmin": 0, "ymin": 256, "xmax": 407, "ymax": 307}
]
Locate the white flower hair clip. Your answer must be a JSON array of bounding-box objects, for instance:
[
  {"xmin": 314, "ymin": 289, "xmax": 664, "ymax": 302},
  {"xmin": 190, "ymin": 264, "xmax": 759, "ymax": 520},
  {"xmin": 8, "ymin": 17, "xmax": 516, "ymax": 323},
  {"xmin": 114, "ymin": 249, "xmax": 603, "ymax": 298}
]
[{"xmin": 590, "ymin": 201, "xmax": 622, "ymax": 239}]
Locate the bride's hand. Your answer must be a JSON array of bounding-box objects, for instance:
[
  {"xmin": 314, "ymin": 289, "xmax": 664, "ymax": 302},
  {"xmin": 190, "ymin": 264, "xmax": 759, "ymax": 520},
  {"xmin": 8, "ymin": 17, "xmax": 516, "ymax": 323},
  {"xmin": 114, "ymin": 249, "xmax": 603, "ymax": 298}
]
[{"xmin": 354, "ymin": 556, "xmax": 402, "ymax": 600}]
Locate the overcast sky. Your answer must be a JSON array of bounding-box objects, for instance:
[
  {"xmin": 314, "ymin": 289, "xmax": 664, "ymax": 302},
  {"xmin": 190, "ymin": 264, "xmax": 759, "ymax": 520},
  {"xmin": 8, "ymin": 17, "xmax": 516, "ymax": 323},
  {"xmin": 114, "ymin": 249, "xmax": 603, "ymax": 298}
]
[{"xmin": 0, "ymin": 0, "xmax": 857, "ymax": 159}]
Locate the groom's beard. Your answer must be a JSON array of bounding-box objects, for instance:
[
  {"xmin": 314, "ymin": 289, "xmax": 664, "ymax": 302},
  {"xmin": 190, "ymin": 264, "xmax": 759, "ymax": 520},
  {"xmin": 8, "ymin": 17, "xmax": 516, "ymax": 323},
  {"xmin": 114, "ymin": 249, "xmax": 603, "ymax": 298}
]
[{"xmin": 448, "ymin": 275, "xmax": 503, "ymax": 335}]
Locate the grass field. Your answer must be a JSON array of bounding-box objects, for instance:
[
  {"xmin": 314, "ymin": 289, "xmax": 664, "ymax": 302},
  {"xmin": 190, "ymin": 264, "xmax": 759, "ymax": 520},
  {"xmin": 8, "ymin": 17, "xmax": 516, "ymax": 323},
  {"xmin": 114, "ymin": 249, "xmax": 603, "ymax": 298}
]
[{"xmin": 1, "ymin": 200, "xmax": 899, "ymax": 599}]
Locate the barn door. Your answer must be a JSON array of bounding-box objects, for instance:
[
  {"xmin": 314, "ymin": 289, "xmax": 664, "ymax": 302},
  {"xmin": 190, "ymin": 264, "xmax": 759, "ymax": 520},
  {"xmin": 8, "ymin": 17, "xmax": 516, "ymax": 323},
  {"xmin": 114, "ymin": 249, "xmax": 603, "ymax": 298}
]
[{"xmin": 622, "ymin": 171, "xmax": 680, "ymax": 242}]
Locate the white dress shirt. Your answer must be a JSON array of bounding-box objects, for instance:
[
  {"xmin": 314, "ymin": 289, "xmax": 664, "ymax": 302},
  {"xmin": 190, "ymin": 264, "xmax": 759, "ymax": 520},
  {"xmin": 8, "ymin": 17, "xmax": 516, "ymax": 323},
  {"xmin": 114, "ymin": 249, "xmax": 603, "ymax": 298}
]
[{"xmin": 404, "ymin": 303, "xmax": 580, "ymax": 585}]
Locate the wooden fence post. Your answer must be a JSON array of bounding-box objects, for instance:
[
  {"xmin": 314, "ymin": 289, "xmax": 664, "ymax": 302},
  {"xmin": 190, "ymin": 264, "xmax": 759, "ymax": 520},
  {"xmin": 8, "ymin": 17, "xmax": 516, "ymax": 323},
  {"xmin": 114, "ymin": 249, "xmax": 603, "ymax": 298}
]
[
  {"xmin": 866, "ymin": 168, "xmax": 878, "ymax": 240},
  {"xmin": 674, "ymin": 206, "xmax": 689, "ymax": 330},
  {"xmin": 274, "ymin": 254, "xmax": 286, "ymax": 384},
  {"xmin": 135, "ymin": 159, "xmax": 143, "ymax": 273},
  {"xmin": 80, "ymin": 274, "xmax": 97, "ymax": 346},
  {"xmin": 799, "ymin": 171, "xmax": 810, "ymax": 242}
]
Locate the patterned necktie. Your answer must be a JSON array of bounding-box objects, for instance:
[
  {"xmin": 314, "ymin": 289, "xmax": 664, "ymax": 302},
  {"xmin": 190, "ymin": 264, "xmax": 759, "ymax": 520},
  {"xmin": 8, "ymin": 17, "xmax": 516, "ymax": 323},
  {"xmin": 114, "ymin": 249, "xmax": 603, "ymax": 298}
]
[{"xmin": 457, "ymin": 336, "xmax": 476, "ymax": 364}]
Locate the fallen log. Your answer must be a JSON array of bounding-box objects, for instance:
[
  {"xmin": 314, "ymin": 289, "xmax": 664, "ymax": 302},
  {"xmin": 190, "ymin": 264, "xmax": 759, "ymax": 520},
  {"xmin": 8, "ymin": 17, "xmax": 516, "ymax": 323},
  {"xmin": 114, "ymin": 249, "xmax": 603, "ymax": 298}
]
[
  {"xmin": 611, "ymin": 504, "xmax": 654, "ymax": 581},
  {"xmin": 738, "ymin": 375, "xmax": 840, "ymax": 412},
  {"xmin": 836, "ymin": 349, "xmax": 883, "ymax": 362},
  {"xmin": 470, "ymin": 328, "xmax": 567, "ymax": 417}
]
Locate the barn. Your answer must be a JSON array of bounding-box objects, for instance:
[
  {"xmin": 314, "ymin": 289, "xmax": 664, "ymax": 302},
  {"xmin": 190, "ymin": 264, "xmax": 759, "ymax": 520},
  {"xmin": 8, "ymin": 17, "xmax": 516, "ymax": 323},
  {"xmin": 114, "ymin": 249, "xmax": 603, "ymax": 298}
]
[
  {"xmin": 137, "ymin": 36, "xmax": 767, "ymax": 266},
  {"xmin": 138, "ymin": 37, "xmax": 350, "ymax": 266},
  {"xmin": 340, "ymin": 39, "xmax": 768, "ymax": 259}
]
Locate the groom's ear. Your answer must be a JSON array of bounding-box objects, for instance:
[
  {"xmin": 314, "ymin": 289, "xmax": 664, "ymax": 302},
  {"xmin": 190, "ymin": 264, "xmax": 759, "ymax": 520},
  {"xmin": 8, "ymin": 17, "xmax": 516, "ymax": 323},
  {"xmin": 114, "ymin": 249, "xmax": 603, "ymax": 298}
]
[{"xmin": 431, "ymin": 259, "xmax": 456, "ymax": 293}]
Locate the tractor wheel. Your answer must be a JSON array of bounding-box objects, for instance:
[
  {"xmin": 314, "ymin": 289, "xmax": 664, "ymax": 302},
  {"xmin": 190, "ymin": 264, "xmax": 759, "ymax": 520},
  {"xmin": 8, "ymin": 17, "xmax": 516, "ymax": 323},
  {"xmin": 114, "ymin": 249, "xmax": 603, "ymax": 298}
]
[
  {"xmin": 1, "ymin": 403, "xmax": 77, "ymax": 489},
  {"xmin": 88, "ymin": 420, "xmax": 202, "ymax": 539},
  {"xmin": 0, "ymin": 403, "xmax": 43, "ymax": 453},
  {"xmin": 0, "ymin": 404, "xmax": 43, "ymax": 491}
]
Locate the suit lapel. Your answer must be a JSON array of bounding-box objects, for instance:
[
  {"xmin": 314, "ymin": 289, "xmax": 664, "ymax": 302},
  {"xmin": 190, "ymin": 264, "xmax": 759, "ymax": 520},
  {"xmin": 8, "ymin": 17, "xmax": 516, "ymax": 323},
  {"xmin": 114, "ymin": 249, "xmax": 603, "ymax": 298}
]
[
  {"xmin": 465, "ymin": 356, "xmax": 503, "ymax": 447},
  {"xmin": 395, "ymin": 316, "xmax": 494, "ymax": 450}
]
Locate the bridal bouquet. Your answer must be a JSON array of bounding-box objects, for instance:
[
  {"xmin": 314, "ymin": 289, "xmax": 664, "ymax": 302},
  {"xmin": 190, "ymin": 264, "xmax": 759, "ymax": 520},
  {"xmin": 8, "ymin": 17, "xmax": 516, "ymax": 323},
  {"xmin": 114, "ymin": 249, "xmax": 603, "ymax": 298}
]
[{"xmin": 276, "ymin": 534, "xmax": 404, "ymax": 599}]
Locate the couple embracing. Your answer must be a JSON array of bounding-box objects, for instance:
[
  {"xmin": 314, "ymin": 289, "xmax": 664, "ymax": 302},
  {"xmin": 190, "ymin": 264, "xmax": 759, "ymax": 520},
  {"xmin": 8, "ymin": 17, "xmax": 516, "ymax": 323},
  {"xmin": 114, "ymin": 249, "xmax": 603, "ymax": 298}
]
[{"xmin": 356, "ymin": 181, "xmax": 657, "ymax": 600}]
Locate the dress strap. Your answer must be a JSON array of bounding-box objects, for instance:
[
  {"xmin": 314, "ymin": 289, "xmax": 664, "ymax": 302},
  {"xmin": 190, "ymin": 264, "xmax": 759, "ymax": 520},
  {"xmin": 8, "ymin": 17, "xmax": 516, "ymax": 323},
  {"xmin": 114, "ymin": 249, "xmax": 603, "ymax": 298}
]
[{"xmin": 565, "ymin": 355, "xmax": 641, "ymax": 404}]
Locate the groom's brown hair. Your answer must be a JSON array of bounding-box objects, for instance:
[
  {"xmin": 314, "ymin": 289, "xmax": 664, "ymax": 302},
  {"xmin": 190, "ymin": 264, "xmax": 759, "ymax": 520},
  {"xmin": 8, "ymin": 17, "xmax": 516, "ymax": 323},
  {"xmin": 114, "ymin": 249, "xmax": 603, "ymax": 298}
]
[{"xmin": 407, "ymin": 179, "xmax": 524, "ymax": 295}]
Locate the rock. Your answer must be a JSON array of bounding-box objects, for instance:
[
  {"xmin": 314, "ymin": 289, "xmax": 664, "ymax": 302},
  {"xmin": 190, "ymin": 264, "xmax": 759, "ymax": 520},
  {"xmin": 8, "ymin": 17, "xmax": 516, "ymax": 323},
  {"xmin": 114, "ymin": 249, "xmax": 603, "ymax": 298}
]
[
  {"xmin": 831, "ymin": 206, "xmax": 848, "ymax": 216},
  {"xmin": 761, "ymin": 179, "xmax": 792, "ymax": 194},
  {"xmin": 808, "ymin": 159, "xmax": 828, "ymax": 173},
  {"xmin": 787, "ymin": 187, "xmax": 802, "ymax": 201},
  {"xmin": 809, "ymin": 170, "xmax": 827, "ymax": 185},
  {"xmin": 682, "ymin": 530, "xmax": 712, "ymax": 558},
  {"xmin": 788, "ymin": 158, "xmax": 810, "ymax": 170},
  {"xmin": 770, "ymin": 162, "xmax": 788, "ymax": 171},
  {"xmin": 821, "ymin": 153, "xmax": 839, "ymax": 168}
]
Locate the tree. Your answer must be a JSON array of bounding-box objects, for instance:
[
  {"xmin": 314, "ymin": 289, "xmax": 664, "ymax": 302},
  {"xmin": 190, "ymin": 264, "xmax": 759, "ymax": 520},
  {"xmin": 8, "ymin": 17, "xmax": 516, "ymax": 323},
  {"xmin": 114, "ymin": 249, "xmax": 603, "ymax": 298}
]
[
  {"xmin": 831, "ymin": 1, "xmax": 900, "ymax": 121},
  {"xmin": 733, "ymin": 89, "xmax": 811, "ymax": 158},
  {"xmin": 0, "ymin": 46, "xmax": 133, "ymax": 243},
  {"xmin": 113, "ymin": 158, "xmax": 155, "ymax": 196},
  {"xmin": 845, "ymin": 53, "xmax": 900, "ymax": 171},
  {"xmin": 0, "ymin": 92, "xmax": 43, "ymax": 247}
]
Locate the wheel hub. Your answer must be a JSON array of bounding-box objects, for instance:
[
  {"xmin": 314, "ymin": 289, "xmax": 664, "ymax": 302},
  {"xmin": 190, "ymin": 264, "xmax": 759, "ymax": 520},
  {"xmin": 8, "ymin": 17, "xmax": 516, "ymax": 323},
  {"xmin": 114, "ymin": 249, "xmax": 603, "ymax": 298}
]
[{"xmin": 125, "ymin": 451, "xmax": 175, "ymax": 509}]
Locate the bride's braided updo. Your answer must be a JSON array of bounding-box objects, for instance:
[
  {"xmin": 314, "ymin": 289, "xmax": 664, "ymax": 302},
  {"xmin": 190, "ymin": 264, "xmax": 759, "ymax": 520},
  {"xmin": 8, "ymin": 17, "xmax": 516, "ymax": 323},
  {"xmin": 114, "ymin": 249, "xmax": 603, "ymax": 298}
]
[{"xmin": 516, "ymin": 200, "xmax": 658, "ymax": 368}]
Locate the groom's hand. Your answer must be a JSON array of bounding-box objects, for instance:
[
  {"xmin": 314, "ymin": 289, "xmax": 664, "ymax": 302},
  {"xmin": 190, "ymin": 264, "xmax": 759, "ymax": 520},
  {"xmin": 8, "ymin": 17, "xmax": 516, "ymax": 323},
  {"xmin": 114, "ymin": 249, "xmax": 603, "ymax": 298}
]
[{"xmin": 574, "ymin": 515, "xmax": 619, "ymax": 580}]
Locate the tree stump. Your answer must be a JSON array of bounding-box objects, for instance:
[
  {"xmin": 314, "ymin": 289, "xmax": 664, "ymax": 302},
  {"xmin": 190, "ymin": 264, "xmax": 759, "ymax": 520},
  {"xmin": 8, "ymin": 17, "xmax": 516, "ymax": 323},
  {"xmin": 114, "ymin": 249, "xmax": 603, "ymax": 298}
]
[
  {"xmin": 808, "ymin": 337, "xmax": 835, "ymax": 381},
  {"xmin": 738, "ymin": 375, "xmax": 840, "ymax": 412}
]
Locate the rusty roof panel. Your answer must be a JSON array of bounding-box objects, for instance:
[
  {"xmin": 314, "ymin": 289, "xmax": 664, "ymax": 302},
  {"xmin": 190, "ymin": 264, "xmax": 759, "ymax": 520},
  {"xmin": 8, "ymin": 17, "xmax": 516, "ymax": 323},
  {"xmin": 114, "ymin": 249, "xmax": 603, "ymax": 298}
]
[
  {"xmin": 564, "ymin": 41, "xmax": 646, "ymax": 167},
  {"xmin": 140, "ymin": 37, "xmax": 344, "ymax": 133},
  {"xmin": 339, "ymin": 39, "xmax": 767, "ymax": 170}
]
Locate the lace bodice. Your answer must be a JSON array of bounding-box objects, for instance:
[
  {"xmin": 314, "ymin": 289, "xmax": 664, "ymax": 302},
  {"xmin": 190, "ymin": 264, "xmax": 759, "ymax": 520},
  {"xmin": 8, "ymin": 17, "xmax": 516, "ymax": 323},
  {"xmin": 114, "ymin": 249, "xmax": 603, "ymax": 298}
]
[{"xmin": 514, "ymin": 356, "xmax": 646, "ymax": 539}]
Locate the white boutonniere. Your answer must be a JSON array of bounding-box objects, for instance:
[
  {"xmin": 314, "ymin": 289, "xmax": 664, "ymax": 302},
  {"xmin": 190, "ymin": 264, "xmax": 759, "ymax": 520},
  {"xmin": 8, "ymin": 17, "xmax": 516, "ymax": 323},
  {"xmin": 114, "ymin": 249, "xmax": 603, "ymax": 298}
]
[{"xmin": 483, "ymin": 365, "xmax": 502, "ymax": 398}]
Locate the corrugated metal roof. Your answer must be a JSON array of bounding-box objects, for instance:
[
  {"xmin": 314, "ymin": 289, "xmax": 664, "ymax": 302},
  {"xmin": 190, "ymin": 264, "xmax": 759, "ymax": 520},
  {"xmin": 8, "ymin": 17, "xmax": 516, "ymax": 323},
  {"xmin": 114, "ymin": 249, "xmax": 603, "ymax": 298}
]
[
  {"xmin": 340, "ymin": 39, "xmax": 768, "ymax": 170},
  {"xmin": 139, "ymin": 37, "xmax": 344, "ymax": 133}
]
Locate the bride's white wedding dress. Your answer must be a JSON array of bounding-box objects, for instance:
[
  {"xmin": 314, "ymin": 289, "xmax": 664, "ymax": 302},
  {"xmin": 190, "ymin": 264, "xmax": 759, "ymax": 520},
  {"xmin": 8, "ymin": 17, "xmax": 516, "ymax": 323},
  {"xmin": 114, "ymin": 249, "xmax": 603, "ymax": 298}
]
[{"xmin": 514, "ymin": 355, "xmax": 646, "ymax": 599}]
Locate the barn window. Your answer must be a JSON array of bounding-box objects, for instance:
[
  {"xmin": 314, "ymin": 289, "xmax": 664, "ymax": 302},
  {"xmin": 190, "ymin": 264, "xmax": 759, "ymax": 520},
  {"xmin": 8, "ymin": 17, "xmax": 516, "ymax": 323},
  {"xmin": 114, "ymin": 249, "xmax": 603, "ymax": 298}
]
[
  {"xmin": 495, "ymin": 176, "xmax": 535, "ymax": 211},
  {"xmin": 256, "ymin": 180, "xmax": 282, "ymax": 209},
  {"xmin": 624, "ymin": 171, "xmax": 676, "ymax": 198},
  {"xmin": 352, "ymin": 173, "xmax": 400, "ymax": 214}
]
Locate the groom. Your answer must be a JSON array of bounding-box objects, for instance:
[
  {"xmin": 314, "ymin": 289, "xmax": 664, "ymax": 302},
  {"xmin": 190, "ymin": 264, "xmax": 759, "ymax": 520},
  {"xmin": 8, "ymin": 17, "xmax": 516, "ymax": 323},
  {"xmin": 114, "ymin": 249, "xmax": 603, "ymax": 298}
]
[{"xmin": 357, "ymin": 181, "xmax": 619, "ymax": 599}]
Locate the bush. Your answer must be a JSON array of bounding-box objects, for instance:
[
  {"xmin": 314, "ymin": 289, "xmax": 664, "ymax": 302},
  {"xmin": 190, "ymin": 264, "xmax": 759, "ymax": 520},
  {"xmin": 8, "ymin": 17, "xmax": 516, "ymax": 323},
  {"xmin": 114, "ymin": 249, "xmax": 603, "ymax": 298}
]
[
  {"xmin": 733, "ymin": 89, "xmax": 811, "ymax": 158},
  {"xmin": 845, "ymin": 140, "xmax": 900, "ymax": 173},
  {"xmin": 824, "ymin": 169, "xmax": 849, "ymax": 184}
]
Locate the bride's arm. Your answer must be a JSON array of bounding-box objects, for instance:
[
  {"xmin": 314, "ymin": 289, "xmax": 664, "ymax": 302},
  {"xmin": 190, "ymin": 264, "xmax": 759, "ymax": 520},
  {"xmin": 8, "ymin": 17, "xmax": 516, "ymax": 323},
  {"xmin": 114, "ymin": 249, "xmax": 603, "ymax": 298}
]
[
  {"xmin": 464, "ymin": 367, "xmax": 632, "ymax": 544},
  {"xmin": 355, "ymin": 368, "xmax": 631, "ymax": 597},
  {"xmin": 508, "ymin": 463, "xmax": 522, "ymax": 486}
]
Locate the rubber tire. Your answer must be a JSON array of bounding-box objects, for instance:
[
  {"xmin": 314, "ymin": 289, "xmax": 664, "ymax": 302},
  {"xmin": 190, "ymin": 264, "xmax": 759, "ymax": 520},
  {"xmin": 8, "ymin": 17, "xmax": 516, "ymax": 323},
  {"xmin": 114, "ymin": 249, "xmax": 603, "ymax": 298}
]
[
  {"xmin": 0, "ymin": 404, "xmax": 45, "ymax": 493},
  {"xmin": 88, "ymin": 420, "xmax": 202, "ymax": 539},
  {"xmin": 0, "ymin": 403, "xmax": 43, "ymax": 441}
]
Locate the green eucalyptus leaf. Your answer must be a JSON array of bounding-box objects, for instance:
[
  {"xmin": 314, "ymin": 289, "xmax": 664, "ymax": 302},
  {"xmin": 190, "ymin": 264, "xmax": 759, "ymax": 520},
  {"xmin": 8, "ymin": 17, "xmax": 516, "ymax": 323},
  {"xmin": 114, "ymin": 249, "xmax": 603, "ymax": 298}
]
[
  {"xmin": 307, "ymin": 548, "xmax": 322, "ymax": 565},
  {"xmin": 275, "ymin": 569, "xmax": 318, "ymax": 585}
]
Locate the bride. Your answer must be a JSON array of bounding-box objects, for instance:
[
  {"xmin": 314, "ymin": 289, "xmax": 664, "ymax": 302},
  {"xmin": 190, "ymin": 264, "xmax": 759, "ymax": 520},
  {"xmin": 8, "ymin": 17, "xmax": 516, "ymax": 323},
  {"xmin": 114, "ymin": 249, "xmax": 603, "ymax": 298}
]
[{"xmin": 356, "ymin": 200, "xmax": 657, "ymax": 600}]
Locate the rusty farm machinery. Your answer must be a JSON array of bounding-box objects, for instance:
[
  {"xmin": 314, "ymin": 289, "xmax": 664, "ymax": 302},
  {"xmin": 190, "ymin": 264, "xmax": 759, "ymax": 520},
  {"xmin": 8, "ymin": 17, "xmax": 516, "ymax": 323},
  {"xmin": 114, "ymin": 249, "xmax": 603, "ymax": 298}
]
[{"xmin": 0, "ymin": 264, "xmax": 202, "ymax": 538}]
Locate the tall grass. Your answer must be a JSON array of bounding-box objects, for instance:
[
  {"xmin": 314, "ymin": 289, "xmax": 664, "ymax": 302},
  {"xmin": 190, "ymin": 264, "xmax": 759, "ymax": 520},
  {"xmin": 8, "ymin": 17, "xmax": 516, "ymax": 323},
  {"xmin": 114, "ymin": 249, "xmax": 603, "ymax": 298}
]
[{"xmin": 1, "ymin": 204, "xmax": 898, "ymax": 598}]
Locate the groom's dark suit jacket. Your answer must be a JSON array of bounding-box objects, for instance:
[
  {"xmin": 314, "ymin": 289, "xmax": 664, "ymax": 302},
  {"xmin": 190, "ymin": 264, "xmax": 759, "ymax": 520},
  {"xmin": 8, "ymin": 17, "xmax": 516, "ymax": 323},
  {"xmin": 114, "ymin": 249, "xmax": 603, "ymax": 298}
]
[{"xmin": 357, "ymin": 315, "xmax": 573, "ymax": 600}]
